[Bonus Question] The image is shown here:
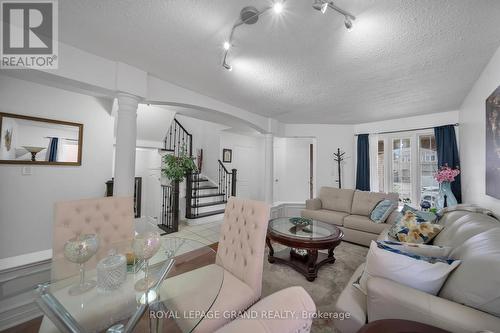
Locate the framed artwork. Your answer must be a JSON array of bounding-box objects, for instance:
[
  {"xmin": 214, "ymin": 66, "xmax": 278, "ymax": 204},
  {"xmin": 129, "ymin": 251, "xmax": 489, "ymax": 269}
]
[
  {"xmin": 222, "ymin": 148, "xmax": 232, "ymax": 163},
  {"xmin": 486, "ymin": 86, "xmax": 500, "ymax": 199}
]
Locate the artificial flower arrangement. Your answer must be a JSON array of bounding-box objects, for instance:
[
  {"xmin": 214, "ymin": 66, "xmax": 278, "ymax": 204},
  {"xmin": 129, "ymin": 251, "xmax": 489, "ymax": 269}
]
[{"xmin": 434, "ymin": 165, "xmax": 460, "ymax": 184}]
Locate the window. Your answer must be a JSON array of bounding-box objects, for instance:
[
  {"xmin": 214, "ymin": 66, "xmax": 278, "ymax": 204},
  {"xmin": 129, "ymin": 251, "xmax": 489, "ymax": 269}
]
[
  {"xmin": 419, "ymin": 135, "xmax": 439, "ymax": 207},
  {"xmin": 377, "ymin": 140, "xmax": 385, "ymax": 192},
  {"xmin": 391, "ymin": 138, "xmax": 412, "ymax": 204},
  {"xmin": 374, "ymin": 131, "xmax": 439, "ymax": 208}
]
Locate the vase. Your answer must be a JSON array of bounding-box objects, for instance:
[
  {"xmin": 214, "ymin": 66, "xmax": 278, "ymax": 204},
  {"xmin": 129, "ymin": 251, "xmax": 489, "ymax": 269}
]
[{"xmin": 436, "ymin": 181, "xmax": 458, "ymax": 210}]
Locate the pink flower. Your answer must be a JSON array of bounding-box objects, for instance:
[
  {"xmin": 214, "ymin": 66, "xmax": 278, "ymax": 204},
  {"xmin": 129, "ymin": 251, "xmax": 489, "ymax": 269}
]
[{"xmin": 434, "ymin": 165, "xmax": 460, "ymax": 183}]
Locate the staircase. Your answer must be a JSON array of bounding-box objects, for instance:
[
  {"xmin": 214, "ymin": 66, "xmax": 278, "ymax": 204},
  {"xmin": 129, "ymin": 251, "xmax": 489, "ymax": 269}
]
[
  {"xmin": 158, "ymin": 117, "xmax": 237, "ymax": 232},
  {"xmin": 185, "ymin": 163, "xmax": 237, "ymax": 224}
]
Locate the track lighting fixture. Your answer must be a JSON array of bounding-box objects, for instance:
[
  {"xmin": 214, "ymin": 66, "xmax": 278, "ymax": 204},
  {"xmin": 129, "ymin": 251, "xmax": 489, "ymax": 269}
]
[
  {"xmin": 221, "ymin": 1, "xmax": 287, "ymax": 71},
  {"xmin": 220, "ymin": 1, "xmax": 356, "ymax": 71},
  {"xmin": 312, "ymin": 0, "xmax": 356, "ymax": 31}
]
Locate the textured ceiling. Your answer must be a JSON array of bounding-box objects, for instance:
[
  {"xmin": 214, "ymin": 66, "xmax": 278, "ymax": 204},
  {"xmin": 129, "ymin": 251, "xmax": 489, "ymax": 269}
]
[{"xmin": 59, "ymin": 0, "xmax": 500, "ymax": 124}]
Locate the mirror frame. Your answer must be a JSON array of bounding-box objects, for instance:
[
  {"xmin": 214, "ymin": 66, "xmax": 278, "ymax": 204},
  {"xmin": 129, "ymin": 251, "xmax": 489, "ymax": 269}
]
[{"xmin": 0, "ymin": 112, "xmax": 83, "ymax": 166}]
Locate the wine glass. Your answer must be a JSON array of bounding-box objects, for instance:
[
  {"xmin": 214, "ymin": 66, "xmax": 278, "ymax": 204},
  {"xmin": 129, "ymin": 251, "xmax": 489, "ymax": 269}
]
[
  {"xmin": 133, "ymin": 231, "xmax": 161, "ymax": 291},
  {"xmin": 63, "ymin": 234, "xmax": 99, "ymax": 296}
]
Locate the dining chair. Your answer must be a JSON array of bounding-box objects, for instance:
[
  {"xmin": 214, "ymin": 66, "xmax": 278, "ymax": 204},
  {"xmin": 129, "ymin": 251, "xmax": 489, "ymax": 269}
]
[
  {"xmin": 51, "ymin": 196, "xmax": 135, "ymax": 278},
  {"xmin": 194, "ymin": 197, "xmax": 270, "ymax": 333},
  {"xmin": 215, "ymin": 286, "xmax": 316, "ymax": 333}
]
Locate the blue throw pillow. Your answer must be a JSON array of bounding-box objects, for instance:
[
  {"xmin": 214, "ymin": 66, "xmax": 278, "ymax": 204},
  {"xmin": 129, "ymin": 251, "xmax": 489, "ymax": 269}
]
[{"xmin": 370, "ymin": 199, "xmax": 397, "ymax": 223}]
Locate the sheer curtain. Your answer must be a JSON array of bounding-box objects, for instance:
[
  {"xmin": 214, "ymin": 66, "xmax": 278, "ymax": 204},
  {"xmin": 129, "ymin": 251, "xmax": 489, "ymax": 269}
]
[{"xmin": 369, "ymin": 134, "xmax": 380, "ymax": 192}]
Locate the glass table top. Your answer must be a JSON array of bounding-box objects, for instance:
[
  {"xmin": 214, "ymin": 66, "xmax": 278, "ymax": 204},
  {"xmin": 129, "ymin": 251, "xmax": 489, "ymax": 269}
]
[
  {"xmin": 268, "ymin": 217, "xmax": 341, "ymax": 240},
  {"xmin": 37, "ymin": 237, "xmax": 223, "ymax": 333}
]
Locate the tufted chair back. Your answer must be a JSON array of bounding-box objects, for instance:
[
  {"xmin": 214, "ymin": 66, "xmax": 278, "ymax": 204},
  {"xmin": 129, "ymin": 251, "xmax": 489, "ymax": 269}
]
[
  {"xmin": 52, "ymin": 197, "xmax": 135, "ymax": 265},
  {"xmin": 216, "ymin": 197, "xmax": 270, "ymax": 298}
]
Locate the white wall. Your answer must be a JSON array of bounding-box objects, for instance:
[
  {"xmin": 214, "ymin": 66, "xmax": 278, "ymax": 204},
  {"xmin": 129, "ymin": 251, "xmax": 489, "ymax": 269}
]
[
  {"xmin": 219, "ymin": 131, "xmax": 265, "ymax": 201},
  {"xmin": 460, "ymin": 46, "xmax": 500, "ymax": 213},
  {"xmin": 0, "ymin": 75, "xmax": 114, "ymax": 259},
  {"xmin": 134, "ymin": 148, "xmax": 162, "ymax": 221},
  {"xmin": 284, "ymin": 124, "xmax": 355, "ymax": 192}
]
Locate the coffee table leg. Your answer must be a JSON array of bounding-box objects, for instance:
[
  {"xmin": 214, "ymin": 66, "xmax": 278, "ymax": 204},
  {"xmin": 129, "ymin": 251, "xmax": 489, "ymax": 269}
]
[
  {"xmin": 306, "ymin": 250, "xmax": 318, "ymax": 281},
  {"xmin": 266, "ymin": 237, "xmax": 275, "ymax": 263},
  {"xmin": 328, "ymin": 247, "xmax": 336, "ymax": 263}
]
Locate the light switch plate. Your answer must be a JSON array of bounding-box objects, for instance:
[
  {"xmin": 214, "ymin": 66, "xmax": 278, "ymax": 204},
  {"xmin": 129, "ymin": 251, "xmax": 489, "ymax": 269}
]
[{"xmin": 22, "ymin": 166, "xmax": 33, "ymax": 175}]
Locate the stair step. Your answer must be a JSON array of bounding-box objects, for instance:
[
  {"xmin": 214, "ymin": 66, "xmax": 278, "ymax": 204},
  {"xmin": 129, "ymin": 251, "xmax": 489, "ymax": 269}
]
[
  {"xmin": 188, "ymin": 209, "xmax": 226, "ymax": 219},
  {"xmin": 192, "ymin": 200, "xmax": 227, "ymax": 208},
  {"xmin": 194, "ymin": 185, "xmax": 218, "ymax": 190},
  {"xmin": 193, "ymin": 193, "xmax": 226, "ymax": 199},
  {"xmin": 190, "ymin": 177, "xmax": 209, "ymax": 182}
]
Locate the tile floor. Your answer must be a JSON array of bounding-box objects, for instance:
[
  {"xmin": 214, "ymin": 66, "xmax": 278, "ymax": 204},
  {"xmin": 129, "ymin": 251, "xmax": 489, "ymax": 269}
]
[{"xmin": 156, "ymin": 220, "xmax": 223, "ymax": 246}]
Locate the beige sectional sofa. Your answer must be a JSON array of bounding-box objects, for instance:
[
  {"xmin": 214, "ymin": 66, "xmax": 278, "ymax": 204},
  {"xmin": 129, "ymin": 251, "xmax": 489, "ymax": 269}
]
[
  {"xmin": 334, "ymin": 207, "xmax": 500, "ymax": 333},
  {"xmin": 301, "ymin": 187, "xmax": 399, "ymax": 246}
]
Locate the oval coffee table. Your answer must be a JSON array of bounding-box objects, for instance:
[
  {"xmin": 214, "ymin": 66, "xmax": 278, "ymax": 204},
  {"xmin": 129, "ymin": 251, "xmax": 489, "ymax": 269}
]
[{"xmin": 266, "ymin": 217, "xmax": 344, "ymax": 281}]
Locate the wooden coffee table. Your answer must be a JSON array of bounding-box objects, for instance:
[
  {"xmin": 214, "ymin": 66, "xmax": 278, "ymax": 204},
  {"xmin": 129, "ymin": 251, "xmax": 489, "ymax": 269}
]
[{"xmin": 266, "ymin": 217, "xmax": 344, "ymax": 281}]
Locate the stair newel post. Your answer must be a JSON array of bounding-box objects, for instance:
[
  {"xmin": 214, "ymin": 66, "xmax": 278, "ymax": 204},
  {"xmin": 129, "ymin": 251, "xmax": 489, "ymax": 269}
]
[
  {"xmin": 185, "ymin": 172, "xmax": 193, "ymax": 219},
  {"xmin": 172, "ymin": 180, "xmax": 180, "ymax": 232},
  {"xmin": 231, "ymin": 169, "xmax": 237, "ymax": 197}
]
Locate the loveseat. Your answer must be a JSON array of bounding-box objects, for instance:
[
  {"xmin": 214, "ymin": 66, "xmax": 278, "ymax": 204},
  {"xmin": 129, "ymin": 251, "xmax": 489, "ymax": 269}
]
[
  {"xmin": 301, "ymin": 187, "xmax": 399, "ymax": 246},
  {"xmin": 334, "ymin": 207, "xmax": 500, "ymax": 333}
]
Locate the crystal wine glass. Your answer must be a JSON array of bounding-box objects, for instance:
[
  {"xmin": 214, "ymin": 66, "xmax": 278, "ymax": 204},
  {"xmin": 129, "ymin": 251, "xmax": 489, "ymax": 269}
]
[
  {"xmin": 63, "ymin": 234, "xmax": 99, "ymax": 296},
  {"xmin": 133, "ymin": 230, "xmax": 161, "ymax": 291}
]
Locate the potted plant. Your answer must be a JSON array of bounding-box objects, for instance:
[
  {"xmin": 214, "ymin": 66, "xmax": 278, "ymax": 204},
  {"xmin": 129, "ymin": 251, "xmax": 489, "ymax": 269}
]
[{"xmin": 161, "ymin": 147, "xmax": 197, "ymax": 226}]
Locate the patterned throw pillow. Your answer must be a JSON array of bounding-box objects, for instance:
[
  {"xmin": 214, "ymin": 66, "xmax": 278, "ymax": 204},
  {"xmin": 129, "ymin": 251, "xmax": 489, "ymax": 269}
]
[
  {"xmin": 388, "ymin": 205, "xmax": 437, "ymax": 239},
  {"xmin": 370, "ymin": 199, "xmax": 397, "ymax": 223}
]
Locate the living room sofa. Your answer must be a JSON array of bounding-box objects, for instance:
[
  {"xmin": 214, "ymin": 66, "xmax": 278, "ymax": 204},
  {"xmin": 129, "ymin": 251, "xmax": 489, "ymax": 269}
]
[
  {"xmin": 301, "ymin": 187, "xmax": 399, "ymax": 246},
  {"xmin": 334, "ymin": 207, "xmax": 500, "ymax": 333}
]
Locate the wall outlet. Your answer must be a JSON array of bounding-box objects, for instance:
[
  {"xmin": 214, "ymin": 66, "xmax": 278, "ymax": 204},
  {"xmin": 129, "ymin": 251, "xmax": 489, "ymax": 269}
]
[{"xmin": 22, "ymin": 166, "xmax": 33, "ymax": 175}]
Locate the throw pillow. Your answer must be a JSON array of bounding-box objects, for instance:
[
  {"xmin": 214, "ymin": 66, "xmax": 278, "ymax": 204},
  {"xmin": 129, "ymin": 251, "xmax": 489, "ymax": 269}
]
[
  {"xmin": 353, "ymin": 241, "xmax": 460, "ymax": 295},
  {"xmin": 370, "ymin": 199, "xmax": 397, "ymax": 223},
  {"xmin": 381, "ymin": 240, "xmax": 452, "ymax": 257},
  {"xmin": 388, "ymin": 204, "xmax": 438, "ymax": 241}
]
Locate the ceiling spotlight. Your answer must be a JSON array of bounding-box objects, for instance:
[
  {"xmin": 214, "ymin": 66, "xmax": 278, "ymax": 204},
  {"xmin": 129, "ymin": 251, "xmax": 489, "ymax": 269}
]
[
  {"xmin": 312, "ymin": 0, "xmax": 328, "ymax": 13},
  {"xmin": 344, "ymin": 16, "xmax": 353, "ymax": 30},
  {"xmin": 273, "ymin": 1, "xmax": 284, "ymax": 14},
  {"xmin": 223, "ymin": 62, "xmax": 232, "ymax": 71},
  {"xmin": 223, "ymin": 41, "xmax": 231, "ymax": 50}
]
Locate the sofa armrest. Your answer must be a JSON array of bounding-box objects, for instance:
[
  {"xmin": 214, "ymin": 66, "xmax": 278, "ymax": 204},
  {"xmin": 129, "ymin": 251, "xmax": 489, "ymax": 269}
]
[
  {"xmin": 366, "ymin": 277, "xmax": 500, "ymax": 333},
  {"xmin": 215, "ymin": 287, "xmax": 316, "ymax": 333},
  {"xmin": 385, "ymin": 210, "xmax": 400, "ymax": 225},
  {"xmin": 305, "ymin": 198, "xmax": 322, "ymax": 210}
]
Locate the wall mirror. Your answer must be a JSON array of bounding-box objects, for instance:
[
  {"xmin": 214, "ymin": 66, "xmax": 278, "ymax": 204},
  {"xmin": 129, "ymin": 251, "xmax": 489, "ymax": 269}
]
[{"xmin": 0, "ymin": 113, "xmax": 83, "ymax": 165}]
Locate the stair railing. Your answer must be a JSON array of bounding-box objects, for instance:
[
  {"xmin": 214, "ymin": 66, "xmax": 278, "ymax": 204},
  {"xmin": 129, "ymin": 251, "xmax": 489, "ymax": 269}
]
[
  {"xmin": 164, "ymin": 118, "xmax": 193, "ymax": 157},
  {"xmin": 218, "ymin": 160, "xmax": 237, "ymax": 202},
  {"xmin": 159, "ymin": 184, "xmax": 179, "ymax": 234}
]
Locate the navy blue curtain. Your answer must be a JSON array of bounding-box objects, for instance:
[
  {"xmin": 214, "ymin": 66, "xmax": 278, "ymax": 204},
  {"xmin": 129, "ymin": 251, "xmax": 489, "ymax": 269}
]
[
  {"xmin": 434, "ymin": 125, "xmax": 462, "ymax": 203},
  {"xmin": 48, "ymin": 137, "xmax": 58, "ymax": 162},
  {"xmin": 356, "ymin": 134, "xmax": 370, "ymax": 191}
]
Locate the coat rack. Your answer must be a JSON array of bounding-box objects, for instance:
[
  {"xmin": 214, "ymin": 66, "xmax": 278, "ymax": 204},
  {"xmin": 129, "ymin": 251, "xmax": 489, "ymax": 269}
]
[{"xmin": 333, "ymin": 148, "xmax": 346, "ymax": 188}]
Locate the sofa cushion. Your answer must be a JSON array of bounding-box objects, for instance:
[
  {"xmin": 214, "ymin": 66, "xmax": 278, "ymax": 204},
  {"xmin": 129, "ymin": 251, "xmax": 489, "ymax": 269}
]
[
  {"xmin": 319, "ymin": 187, "xmax": 355, "ymax": 214},
  {"xmin": 301, "ymin": 209, "xmax": 348, "ymax": 226},
  {"xmin": 344, "ymin": 215, "xmax": 389, "ymax": 234},
  {"xmin": 351, "ymin": 191, "xmax": 399, "ymax": 216},
  {"xmin": 433, "ymin": 212, "xmax": 500, "ymax": 248},
  {"xmin": 333, "ymin": 264, "xmax": 367, "ymax": 333},
  {"xmin": 439, "ymin": 228, "xmax": 500, "ymax": 317}
]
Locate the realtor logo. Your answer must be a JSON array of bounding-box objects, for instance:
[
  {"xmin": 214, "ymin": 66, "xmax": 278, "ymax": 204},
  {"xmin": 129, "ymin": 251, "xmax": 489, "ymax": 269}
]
[{"xmin": 1, "ymin": 0, "xmax": 58, "ymax": 68}]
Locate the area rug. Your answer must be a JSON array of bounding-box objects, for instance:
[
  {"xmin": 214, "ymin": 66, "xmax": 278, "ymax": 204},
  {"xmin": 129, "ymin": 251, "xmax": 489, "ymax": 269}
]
[{"xmin": 261, "ymin": 241, "xmax": 368, "ymax": 333}]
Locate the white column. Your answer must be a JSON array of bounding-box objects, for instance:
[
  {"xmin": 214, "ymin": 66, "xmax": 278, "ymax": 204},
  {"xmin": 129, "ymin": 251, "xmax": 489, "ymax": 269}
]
[
  {"xmin": 113, "ymin": 93, "xmax": 140, "ymax": 196},
  {"xmin": 264, "ymin": 134, "xmax": 274, "ymax": 204}
]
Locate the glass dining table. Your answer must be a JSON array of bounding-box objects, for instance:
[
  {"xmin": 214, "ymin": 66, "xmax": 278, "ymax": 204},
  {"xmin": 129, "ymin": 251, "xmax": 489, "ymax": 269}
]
[{"xmin": 35, "ymin": 237, "xmax": 224, "ymax": 333}]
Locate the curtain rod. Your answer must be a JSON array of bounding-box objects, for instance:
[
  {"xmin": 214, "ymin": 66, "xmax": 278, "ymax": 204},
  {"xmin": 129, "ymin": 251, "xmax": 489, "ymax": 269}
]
[
  {"xmin": 354, "ymin": 123, "xmax": 459, "ymax": 137},
  {"xmin": 44, "ymin": 136, "xmax": 78, "ymax": 141}
]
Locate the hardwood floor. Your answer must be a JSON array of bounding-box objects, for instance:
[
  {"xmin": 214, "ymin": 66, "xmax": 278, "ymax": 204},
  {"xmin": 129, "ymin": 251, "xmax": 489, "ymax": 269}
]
[{"xmin": 1, "ymin": 243, "xmax": 219, "ymax": 333}]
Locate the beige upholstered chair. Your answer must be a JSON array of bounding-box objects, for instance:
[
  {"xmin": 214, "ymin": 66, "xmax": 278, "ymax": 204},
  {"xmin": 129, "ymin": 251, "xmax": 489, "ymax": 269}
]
[
  {"xmin": 194, "ymin": 197, "xmax": 270, "ymax": 333},
  {"xmin": 51, "ymin": 196, "xmax": 135, "ymax": 278},
  {"xmin": 215, "ymin": 287, "xmax": 316, "ymax": 333}
]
